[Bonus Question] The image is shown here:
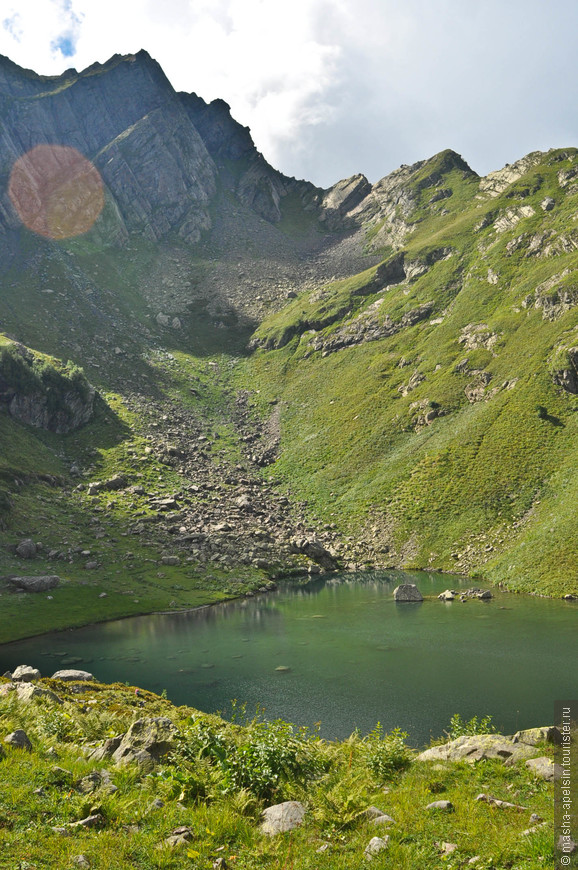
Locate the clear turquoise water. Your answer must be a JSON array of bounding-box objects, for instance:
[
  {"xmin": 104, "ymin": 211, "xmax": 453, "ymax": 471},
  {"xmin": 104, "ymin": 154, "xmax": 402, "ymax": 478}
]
[{"xmin": 1, "ymin": 570, "xmax": 577, "ymax": 744}]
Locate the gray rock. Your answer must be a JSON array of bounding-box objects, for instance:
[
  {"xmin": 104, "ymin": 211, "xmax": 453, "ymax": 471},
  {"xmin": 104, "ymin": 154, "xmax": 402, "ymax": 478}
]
[
  {"xmin": 68, "ymin": 814, "xmax": 103, "ymax": 829},
  {"xmin": 15, "ymin": 682, "xmax": 62, "ymax": 704},
  {"xmin": 51, "ymin": 669, "xmax": 95, "ymax": 682},
  {"xmin": 525, "ymin": 756, "xmax": 561, "ymax": 781},
  {"xmin": 9, "ymin": 575, "xmax": 60, "ymax": 593},
  {"xmin": 76, "ymin": 770, "xmax": 115, "ymax": 794},
  {"xmin": 440, "ymin": 842, "xmax": 458, "ymax": 855},
  {"xmin": 417, "ymin": 734, "xmax": 537, "ymax": 763},
  {"xmin": 111, "ymin": 717, "xmax": 178, "ymax": 769},
  {"xmin": 160, "ymin": 556, "xmax": 180, "ymax": 566},
  {"xmin": 86, "ymin": 736, "xmax": 122, "ymax": 762},
  {"xmin": 438, "ymin": 589, "xmax": 456, "ymax": 601},
  {"xmin": 364, "ymin": 836, "xmax": 389, "ymax": 858},
  {"xmin": 15, "ymin": 538, "xmax": 37, "ymax": 559},
  {"xmin": 426, "ymin": 800, "xmax": 454, "ymax": 812},
  {"xmin": 541, "ymin": 197, "xmax": 555, "ymax": 211},
  {"xmin": 260, "ymin": 801, "xmax": 306, "ymax": 835},
  {"xmin": 513, "ymin": 725, "xmax": 562, "ymax": 745},
  {"xmin": 72, "ymin": 857, "xmax": 91, "ymax": 869},
  {"xmin": 393, "ymin": 583, "xmax": 423, "ymax": 602},
  {"xmin": 164, "ymin": 825, "xmax": 194, "ymax": 847},
  {"xmin": 11, "ymin": 665, "xmax": 41, "ymax": 682},
  {"xmin": 290, "ymin": 538, "xmax": 338, "ymax": 570},
  {"xmin": 475, "ymin": 793, "xmax": 527, "ymax": 810},
  {"xmin": 4, "ymin": 729, "xmax": 32, "ymax": 750}
]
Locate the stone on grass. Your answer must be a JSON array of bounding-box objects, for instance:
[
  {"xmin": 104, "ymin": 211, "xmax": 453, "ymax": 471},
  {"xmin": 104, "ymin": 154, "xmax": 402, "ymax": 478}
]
[
  {"xmin": 475, "ymin": 793, "xmax": 527, "ymax": 810},
  {"xmin": 15, "ymin": 538, "xmax": 37, "ymax": 559},
  {"xmin": 362, "ymin": 806, "xmax": 395, "ymax": 825},
  {"xmin": 260, "ymin": 801, "xmax": 306, "ymax": 835},
  {"xmin": 364, "ymin": 836, "xmax": 389, "ymax": 859},
  {"xmin": 164, "ymin": 826, "xmax": 194, "ymax": 847},
  {"xmin": 9, "ymin": 575, "xmax": 60, "ymax": 593},
  {"xmin": 393, "ymin": 583, "xmax": 423, "ymax": 602},
  {"xmin": 16, "ymin": 682, "xmax": 62, "ymax": 704},
  {"xmin": 525, "ymin": 756, "xmax": 561, "ymax": 781},
  {"xmin": 440, "ymin": 842, "xmax": 458, "ymax": 855},
  {"xmin": 4, "ymin": 729, "xmax": 32, "ymax": 750},
  {"xmin": 417, "ymin": 734, "xmax": 537, "ymax": 763},
  {"xmin": 426, "ymin": 800, "xmax": 454, "ymax": 812},
  {"xmin": 111, "ymin": 717, "xmax": 178, "ymax": 770},
  {"xmin": 11, "ymin": 665, "xmax": 41, "ymax": 682},
  {"xmin": 51, "ymin": 669, "xmax": 95, "ymax": 682},
  {"xmin": 72, "ymin": 857, "xmax": 91, "ymax": 869},
  {"xmin": 68, "ymin": 814, "xmax": 103, "ymax": 829},
  {"xmin": 513, "ymin": 725, "xmax": 562, "ymax": 746}
]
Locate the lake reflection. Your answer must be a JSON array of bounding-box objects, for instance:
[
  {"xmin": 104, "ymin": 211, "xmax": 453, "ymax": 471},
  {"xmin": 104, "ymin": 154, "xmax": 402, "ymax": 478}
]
[{"xmin": 1, "ymin": 570, "xmax": 577, "ymax": 743}]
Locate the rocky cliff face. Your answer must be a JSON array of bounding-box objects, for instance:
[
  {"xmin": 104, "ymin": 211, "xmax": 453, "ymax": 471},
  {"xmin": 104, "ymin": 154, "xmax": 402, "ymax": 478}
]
[{"xmin": 0, "ymin": 51, "xmax": 320, "ymax": 246}]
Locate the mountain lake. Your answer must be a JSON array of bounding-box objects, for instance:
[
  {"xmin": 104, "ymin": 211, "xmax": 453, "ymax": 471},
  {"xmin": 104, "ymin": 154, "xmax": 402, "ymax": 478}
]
[{"xmin": 1, "ymin": 570, "xmax": 576, "ymax": 744}]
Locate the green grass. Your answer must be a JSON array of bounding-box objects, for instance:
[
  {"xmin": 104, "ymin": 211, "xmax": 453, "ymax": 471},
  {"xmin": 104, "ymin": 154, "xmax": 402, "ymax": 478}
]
[
  {"xmin": 238, "ymin": 148, "xmax": 578, "ymax": 595},
  {"xmin": 0, "ymin": 677, "xmax": 557, "ymax": 869}
]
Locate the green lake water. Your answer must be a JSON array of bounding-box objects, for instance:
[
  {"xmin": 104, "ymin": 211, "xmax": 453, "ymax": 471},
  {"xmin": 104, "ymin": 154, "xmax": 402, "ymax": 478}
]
[{"xmin": 1, "ymin": 570, "xmax": 576, "ymax": 744}]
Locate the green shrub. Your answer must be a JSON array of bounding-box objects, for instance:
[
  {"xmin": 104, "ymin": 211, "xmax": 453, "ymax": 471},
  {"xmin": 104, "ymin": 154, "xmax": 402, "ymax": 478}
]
[
  {"xmin": 363, "ymin": 724, "xmax": 412, "ymax": 781},
  {"xmin": 446, "ymin": 712, "xmax": 495, "ymax": 740}
]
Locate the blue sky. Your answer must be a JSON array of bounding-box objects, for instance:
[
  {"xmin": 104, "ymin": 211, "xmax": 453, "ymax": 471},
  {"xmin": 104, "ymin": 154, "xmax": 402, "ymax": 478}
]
[{"xmin": 1, "ymin": 0, "xmax": 577, "ymax": 188}]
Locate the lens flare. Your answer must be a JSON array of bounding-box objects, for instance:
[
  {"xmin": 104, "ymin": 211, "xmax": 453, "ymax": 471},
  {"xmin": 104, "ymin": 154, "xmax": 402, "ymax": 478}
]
[{"xmin": 8, "ymin": 144, "xmax": 104, "ymax": 240}]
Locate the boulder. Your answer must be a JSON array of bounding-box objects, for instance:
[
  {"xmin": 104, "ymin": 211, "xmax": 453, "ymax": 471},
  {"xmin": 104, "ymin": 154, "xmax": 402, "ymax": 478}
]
[
  {"xmin": 11, "ymin": 665, "xmax": 41, "ymax": 682},
  {"xmin": 364, "ymin": 836, "xmax": 389, "ymax": 859},
  {"xmin": 513, "ymin": 725, "xmax": 562, "ymax": 746},
  {"xmin": 4, "ymin": 729, "xmax": 32, "ymax": 750},
  {"xmin": 9, "ymin": 575, "xmax": 60, "ymax": 593},
  {"xmin": 417, "ymin": 734, "xmax": 537, "ymax": 764},
  {"xmin": 15, "ymin": 683, "xmax": 62, "ymax": 704},
  {"xmin": 15, "ymin": 538, "xmax": 37, "ymax": 559},
  {"xmin": 260, "ymin": 801, "xmax": 306, "ymax": 835},
  {"xmin": 475, "ymin": 793, "xmax": 527, "ymax": 810},
  {"xmin": 164, "ymin": 826, "xmax": 194, "ymax": 847},
  {"xmin": 438, "ymin": 589, "xmax": 456, "ymax": 601},
  {"xmin": 525, "ymin": 756, "xmax": 561, "ymax": 781},
  {"xmin": 426, "ymin": 800, "xmax": 454, "ymax": 812},
  {"xmin": 393, "ymin": 583, "xmax": 423, "ymax": 602},
  {"xmin": 111, "ymin": 717, "xmax": 178, "ymax": 769},
  {"xmin": 290, "ymin": 538, "xmax": 338, "ymax": 571},
  {"xmin": 51, "ymin": 669, "xmax": 95, "ymax": 682}
]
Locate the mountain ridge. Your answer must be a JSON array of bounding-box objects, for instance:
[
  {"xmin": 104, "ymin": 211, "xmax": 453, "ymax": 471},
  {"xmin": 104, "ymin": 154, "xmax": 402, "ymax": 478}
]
[{"xmin": 0, "ymin": 51, "xmax": 576, "ymax": 646}]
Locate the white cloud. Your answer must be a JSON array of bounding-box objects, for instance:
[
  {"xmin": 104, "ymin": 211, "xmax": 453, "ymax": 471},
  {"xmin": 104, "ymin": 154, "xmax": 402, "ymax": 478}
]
[{"xmin": 1, "ymin": 0, "xmax": 578, "ymax": 187}]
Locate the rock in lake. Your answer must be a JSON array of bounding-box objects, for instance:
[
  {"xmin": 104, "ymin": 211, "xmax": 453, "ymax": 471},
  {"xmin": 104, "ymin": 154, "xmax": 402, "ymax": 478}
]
[{"xmin": 393, "ymin": 583, "xmax": 423, "ymax": 602}]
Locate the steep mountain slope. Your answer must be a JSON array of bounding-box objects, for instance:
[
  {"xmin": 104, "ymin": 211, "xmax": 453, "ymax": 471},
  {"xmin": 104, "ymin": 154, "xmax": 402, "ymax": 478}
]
[
  {"xmin": 0, "ymin": 52, "xmax": 575, "ymax": 645},
  {"xmin": 244, "ymin": 148, "xmax": 578, "ymax": 594}
]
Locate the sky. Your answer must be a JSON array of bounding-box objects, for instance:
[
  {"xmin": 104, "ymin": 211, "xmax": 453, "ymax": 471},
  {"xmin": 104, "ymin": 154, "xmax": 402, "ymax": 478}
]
[{"xmin": 1, "ymin": 0, "xmax": 577, "ymax": 189}]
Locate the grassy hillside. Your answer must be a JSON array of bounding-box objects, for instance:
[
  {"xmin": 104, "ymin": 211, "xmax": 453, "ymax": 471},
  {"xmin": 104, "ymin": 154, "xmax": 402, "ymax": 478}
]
[
  {"xmin": 0, "ymin": 674, "xmax": 557, "ymax": 869},
  {"xmin": 240, "ymin": 149, "xmax": 578, "ymax": 596}
]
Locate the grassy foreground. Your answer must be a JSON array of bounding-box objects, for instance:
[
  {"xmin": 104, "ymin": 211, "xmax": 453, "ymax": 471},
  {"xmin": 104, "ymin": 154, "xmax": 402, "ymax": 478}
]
[{"xmin": 0, "ymin": 676, "xmax": 556, "ymax": 869}]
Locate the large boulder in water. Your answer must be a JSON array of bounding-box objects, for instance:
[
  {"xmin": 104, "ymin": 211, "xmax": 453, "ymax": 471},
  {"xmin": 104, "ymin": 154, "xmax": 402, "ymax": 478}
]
[{"xmin": 393, "ymin": 583, "xmax": 423, "ymax": 602}]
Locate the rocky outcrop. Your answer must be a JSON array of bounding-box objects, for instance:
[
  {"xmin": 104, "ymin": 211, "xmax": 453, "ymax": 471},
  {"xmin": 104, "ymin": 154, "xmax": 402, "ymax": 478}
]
[
  {"xmin": 8, "ymin": 387, "xmax": 94, "ymax": 433},
  {"xmin": 417, "ymin": 734, "xmax": 538, "ymax": 763}
]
